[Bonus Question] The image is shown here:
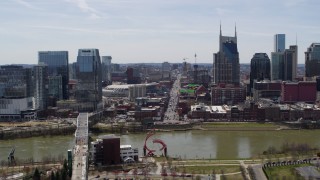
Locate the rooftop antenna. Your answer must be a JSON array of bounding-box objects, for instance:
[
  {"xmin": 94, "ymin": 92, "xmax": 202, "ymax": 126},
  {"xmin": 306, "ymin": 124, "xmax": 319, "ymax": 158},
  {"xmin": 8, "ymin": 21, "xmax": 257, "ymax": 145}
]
[
  {"xmin": 220, "ymin": 21, "xmax": 222, "ymax": 36},
  {"xmin": 295, "ymin": 33, "xmax": 297, "ymax": 45},
  {"xmin": 235, "ymin": 22, "xmax": 237, "ymax": 37},
  {"xmin": 194, "ymin": 53, "xmax": 197, "ymax": 64}
]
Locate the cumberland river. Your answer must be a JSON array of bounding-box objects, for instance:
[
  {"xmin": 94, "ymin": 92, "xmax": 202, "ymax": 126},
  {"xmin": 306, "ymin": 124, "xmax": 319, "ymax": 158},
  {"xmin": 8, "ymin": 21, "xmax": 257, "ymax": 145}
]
[{"xmin": 1, "ymin": 130, "xmax": 320, "ymax": 161}]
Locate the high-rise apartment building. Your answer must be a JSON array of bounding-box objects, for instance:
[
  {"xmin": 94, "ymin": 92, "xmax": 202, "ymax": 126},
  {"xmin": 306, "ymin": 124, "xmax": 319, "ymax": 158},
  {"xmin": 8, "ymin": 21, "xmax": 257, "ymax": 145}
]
[
  {"xmin": 38, "ymin": 51, "xmax": 69, "ymax": 99},
  {"xmin": 213, "ymin": 26, "xmax": 240, "ymax": 85},
  {"xmin": 33, "ymin": 64, "xmax": 48, "ymax": 110},
  {"xmin": 101, "ymin": 56, "xmax": 112, "ymax": 84},
  {"xmin": 0, "ymin": 65, "xmax": 35, "ymax": 120},
  {"xmin": 76, "ymin": 49, "xmax": 102, "ymax": 112},
  {"xmin": 305, "ymin": 43, "xmax": 320, "ymax": 77},
  {"xmin": 274, "ymin": 34, "xmax": 285, "ymax": 52},
  {"xmin": 250, "ymin": 53, "xmax": 271, "ymax": 94}
]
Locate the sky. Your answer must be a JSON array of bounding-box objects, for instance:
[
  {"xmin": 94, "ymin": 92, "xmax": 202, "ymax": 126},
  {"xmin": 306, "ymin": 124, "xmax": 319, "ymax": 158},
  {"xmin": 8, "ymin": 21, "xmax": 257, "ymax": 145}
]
[{"xmin": 0, "ymin": 0, "xmax": 319, "ymax": 65}]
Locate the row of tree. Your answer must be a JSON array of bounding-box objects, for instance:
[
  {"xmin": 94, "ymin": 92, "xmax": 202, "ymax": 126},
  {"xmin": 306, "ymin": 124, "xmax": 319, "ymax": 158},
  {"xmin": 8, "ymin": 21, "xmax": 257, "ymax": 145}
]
[{"xmin": 263, "ymin": 142, "xmax": 318, "ymax": 156}]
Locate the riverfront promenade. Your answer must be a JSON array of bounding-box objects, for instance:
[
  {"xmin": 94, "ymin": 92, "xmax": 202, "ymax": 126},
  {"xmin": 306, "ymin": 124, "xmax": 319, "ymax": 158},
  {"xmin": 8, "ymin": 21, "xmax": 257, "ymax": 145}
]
[{"xmin": 72, "ymin": 113, "xmax": 89, "ymax": 180}]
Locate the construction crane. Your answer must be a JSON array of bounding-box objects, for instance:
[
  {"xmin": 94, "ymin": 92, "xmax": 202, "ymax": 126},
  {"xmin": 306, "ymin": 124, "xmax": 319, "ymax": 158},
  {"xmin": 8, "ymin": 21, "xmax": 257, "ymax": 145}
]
[{"xmin": 183, "ymin": 58, "xmax": 188, "ymax": 62}]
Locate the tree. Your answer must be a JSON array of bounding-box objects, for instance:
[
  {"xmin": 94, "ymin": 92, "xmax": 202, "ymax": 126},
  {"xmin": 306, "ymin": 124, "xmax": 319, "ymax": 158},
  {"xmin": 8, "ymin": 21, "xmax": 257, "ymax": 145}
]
[
  {"xmin": 33, "ymin": 168, "xmax": 41, "ymax": 180},
  {"xmin": 61, "ymin": 168, "xmax": 67, "ymax": 180},
  {"xmin": 50, "ymin": 171, "xmax": 55, "ymax": 180},
  {"xmin": 55, "ymin": 171, "xmax": 60, "ymax": 180},
  {"xmin": 132, "ymin": 168, "xmax": 138, "ymax": 179}
]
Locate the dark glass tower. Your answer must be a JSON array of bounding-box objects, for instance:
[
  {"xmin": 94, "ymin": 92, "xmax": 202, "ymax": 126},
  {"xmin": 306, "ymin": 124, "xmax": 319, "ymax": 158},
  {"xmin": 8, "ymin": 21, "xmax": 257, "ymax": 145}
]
[
  {"xmin": 76, "ymin": 49, "xmax": 102, "ymax": 112},
  {"xmin": 271, "ymin": 45, "xmax": 297, "ymax": 81},
  {"xmin": 38, "ymin": 51, "xmax": 69, "ymax": 100},
  {"xmin": 274, "ymin": 34, "xmax": 285, "ymax": 52},
  {"xmin": 305, "ymin": 43, "xmax": 320, "ymax": 77},
  {"xmin": 250, "ymin": 53, "xmax": 271, "ymax": 94},
  {"xmin": 213, "ymin": 25, "xmax": 240, "ymax": 85},
  {"xmin": 0, "ymin": 65, "xmax": 33, "ymax": 98}
]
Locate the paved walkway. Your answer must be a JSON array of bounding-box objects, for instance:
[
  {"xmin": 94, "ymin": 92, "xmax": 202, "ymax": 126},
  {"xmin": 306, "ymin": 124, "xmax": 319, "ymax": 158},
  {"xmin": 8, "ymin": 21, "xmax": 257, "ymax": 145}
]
[
  {"xmin": 72, "ymin": 113, "xmax": 89, "ymax": 180},
  {"xmin": 251, "ymin": 164, "xmax": 268, "ymax": 180}
]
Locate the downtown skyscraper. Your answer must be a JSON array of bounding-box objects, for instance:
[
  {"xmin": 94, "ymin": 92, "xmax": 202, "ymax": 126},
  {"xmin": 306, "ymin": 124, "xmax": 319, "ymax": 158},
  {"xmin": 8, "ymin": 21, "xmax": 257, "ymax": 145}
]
[
  {"xmin": 33, "ymin": 64, "xmax": 48, "ymax": 110},
  {"xmin": 305, "ymin": 43, "xmax": 320, "ymax": 77},
  {"xmin": 38, "ymin": 51, "xmax": 69, "ymax": 100},
  {"xmin": 249, "ymin": 53, "xmax": 271, "ymax": 94},
  {"xmin": 213, "ymin": 25, "xmax": 240, "ymax": 85},
  {"xmin": 271, "ymin": 34, "xmax": 297, "ymax": 81},
  {"xmin": 101, "ymin": 56, "xmax": 112, "ymax": 85},
  {"xmin": 274, "ymin": 34, "xmax": 285, "ymax": 52},
  {"xmin": 75, "ymin": 49, "xmax": 102, "ymax": 112}
]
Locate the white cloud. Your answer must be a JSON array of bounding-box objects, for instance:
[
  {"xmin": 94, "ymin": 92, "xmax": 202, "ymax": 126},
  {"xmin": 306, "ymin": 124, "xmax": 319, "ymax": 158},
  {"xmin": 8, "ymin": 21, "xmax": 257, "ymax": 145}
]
[
  {"xmin": 65, "ymin": 0, "xmax": 102, "ymax": 19},
  {"xmin": 14, "ymin": 0, "xmax": 41, "ymax": 10}
]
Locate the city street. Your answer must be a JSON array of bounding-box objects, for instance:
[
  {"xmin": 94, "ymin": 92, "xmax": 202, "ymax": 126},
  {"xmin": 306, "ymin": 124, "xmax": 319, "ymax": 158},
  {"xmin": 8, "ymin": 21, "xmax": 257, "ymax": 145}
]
[{"xmin": 163, "ymin": 74, "xmax": 181, "ymax": 123}]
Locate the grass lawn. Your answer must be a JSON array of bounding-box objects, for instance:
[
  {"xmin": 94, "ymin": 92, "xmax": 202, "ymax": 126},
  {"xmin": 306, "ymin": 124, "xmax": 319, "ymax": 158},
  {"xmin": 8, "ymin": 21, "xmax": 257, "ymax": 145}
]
[
  {"xmin": 173, "ymin": 160, "xmax": 240, "ymax": 165},
  {"xmin": 264, "ymin": 164, "xmax": 310, "ymax": 179},
  {"xmin": 201, "ymin": 122, "xmax": 279, "ymax": 129},
  {"xmin": 175, "ymin": 165, "xmax": 240, "ymax": 174},
  {"xmin": 0, "ymin": 121, "xmax": 51, "ymax": 127},
  {"xmin": 223, "ymin": 173, "xmax": 243, "ymax": 180}
]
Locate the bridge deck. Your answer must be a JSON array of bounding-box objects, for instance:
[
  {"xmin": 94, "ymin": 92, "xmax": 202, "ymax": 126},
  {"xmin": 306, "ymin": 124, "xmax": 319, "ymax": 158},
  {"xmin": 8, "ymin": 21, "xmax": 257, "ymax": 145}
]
[{"xmin": 72, "ymin": 113, "xmax": 89, "ymax": 180}]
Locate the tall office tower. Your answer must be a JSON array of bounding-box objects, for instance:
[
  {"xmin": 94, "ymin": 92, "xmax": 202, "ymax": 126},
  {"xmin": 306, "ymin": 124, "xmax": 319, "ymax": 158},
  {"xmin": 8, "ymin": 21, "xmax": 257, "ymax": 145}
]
[
  {"xmin": 305, "ymin": 43, "xmax": 320, "ymax": 77},
  {"xmin": 213, "ymin": 25, "xmax": 240, "ymax": 85},
  {"xmin": 249, "ymin": 53, "xmax": 271, "ymax": 94},
  {"xmin": 0, "ymin": 65, "xmax": 35, "ymax": 120},
  {"xmin": 69, "ymin": 62, "xmax": 77, "ymax": 80},
  {"xmin": 284, "ymin": 45, "xmax": 298, "ymax": 81},
  {"xmin": 271, "ymin": 52, "xmax": 284, "ymax": 80},
  {"xmin": 127, "ymin": 67, "xmax": 141, "ymax": 84},
  {"xmin": 101, "ymin": 56, "xmax": 112, "ymax": 84},
  {"xmin": 33, "ymin": 64, "xmax": 48, "ymax": 110},
  {"xmin": 271, "ymin": 45, "xmax": 297, "ymax": 81},
  {"xmin": 76, "ymin": 49, "xmax": 102, "ymax": 112},
  {"xmin": 38, "ymin": 51, "xmax": 69, "ymax": 100},
  {"xmin": 274, "ymin": 34, "xmax": 285, "ymax": 52}
]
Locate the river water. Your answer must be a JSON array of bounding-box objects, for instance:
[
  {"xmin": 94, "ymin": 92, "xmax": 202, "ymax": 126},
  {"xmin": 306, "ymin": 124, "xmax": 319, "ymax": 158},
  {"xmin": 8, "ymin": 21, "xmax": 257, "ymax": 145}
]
[{"xmin": 1, "ymin": 130, "xmax": 320, "ymax": 161}]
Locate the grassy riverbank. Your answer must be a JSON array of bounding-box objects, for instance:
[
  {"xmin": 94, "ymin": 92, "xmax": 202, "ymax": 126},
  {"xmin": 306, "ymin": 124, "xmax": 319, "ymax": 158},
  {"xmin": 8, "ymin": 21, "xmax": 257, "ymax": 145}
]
[
  {"xmin": 0, "ymin": 121, "xmax": 76, "ymax": 140},
  {"xmin": 264, "ymin": 164, "xmax": 311, "ymax": 179},
  {"xmin": 199, "ymin": 122, "xmax": 282, "ymax": 131}
]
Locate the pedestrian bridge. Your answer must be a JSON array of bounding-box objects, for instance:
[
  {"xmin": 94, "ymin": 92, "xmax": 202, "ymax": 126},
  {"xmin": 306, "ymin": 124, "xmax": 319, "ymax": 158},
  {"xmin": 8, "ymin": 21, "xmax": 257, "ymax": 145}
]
[{"xmin": 72, "ymin": 113, "xmax": 89, "ymax": 180}]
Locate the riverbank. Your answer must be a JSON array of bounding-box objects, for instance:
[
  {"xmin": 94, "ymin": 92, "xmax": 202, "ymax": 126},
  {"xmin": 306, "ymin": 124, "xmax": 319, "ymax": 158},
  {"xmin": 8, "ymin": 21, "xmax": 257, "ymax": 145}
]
[
  {"xmin": 0, "ymin": 121, "xmax": 298, "ymax": 140},
  {"xmin": 0, "ymin": 120, "xmax": 76, "ymax": 140},
  {"xmin": 0, "ymin": 125, "xmax": 76, "ymax": 140}
]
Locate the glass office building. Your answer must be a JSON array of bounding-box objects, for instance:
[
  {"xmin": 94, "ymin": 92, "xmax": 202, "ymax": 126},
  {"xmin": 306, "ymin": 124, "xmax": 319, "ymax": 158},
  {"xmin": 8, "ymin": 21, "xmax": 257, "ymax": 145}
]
[
  {"xmin": 38, "ymin": 51, "xmax": 69, "ymax": 99},
  {"xmin": 305, "ymin": 43, "xmax": 320, "ymax": 77},
  {"xmin": 250, "ymin": 53, "xmax": 271, "ymax": 94},
  {"xmin": 76, "ymin": 49, "xmax": 102, "ymax": 112},
  {"xmin": 213, "ymin": 26, "xmax": 240, "ymax": 85},
  {"xmin": 274, "ymin": 34, "xmax": 285, "ymax": 52}
]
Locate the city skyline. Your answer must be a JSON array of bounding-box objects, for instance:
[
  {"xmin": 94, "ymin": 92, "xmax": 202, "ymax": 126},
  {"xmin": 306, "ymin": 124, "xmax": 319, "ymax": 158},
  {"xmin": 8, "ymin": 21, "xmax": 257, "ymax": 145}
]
[{"xmin": 0, "ymin": 0, "xmax": 319, "ymax": 65}]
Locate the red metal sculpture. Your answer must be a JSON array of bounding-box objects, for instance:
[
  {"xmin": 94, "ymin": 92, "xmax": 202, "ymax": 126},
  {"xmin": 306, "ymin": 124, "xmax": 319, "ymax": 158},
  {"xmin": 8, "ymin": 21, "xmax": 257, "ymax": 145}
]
[{"xmin": 143, "ymin": 130, "xmax": 167, "ymax": 157}]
